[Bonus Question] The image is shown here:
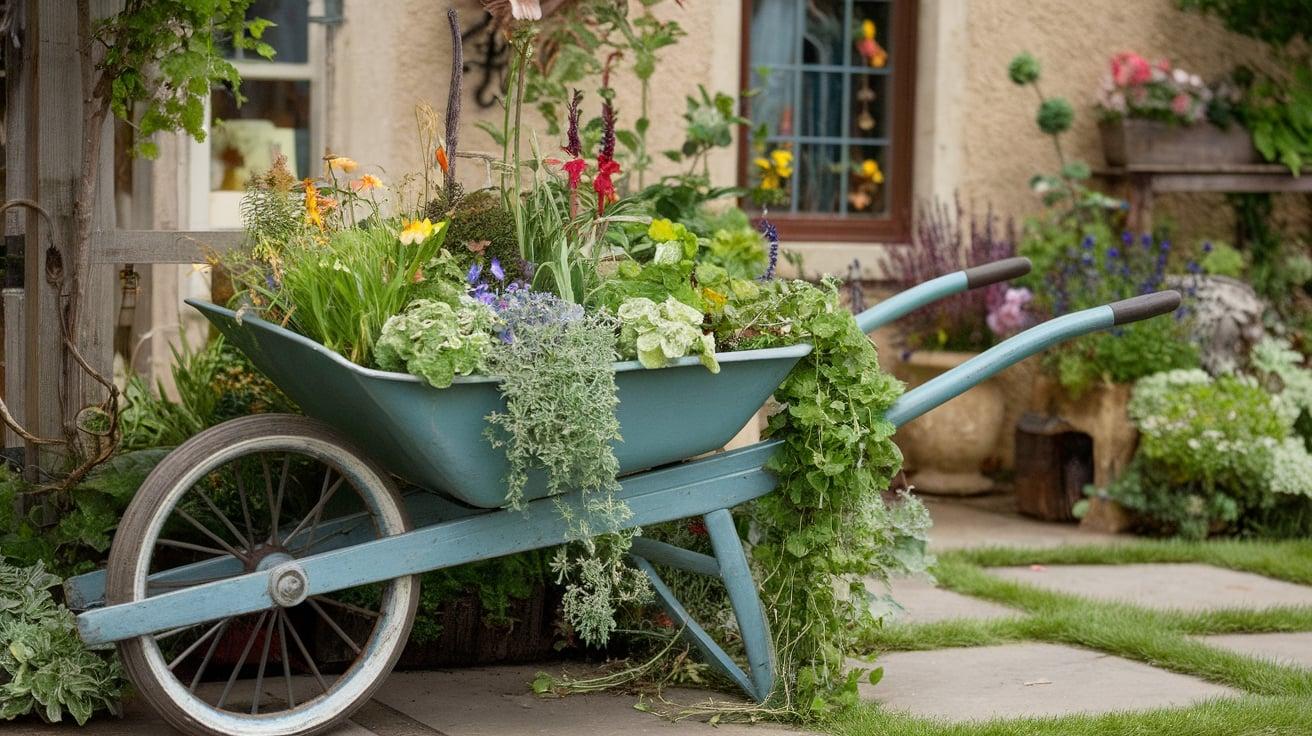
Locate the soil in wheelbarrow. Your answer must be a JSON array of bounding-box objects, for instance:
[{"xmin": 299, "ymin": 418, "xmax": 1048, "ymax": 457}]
[{"xmin": 316, "ymin": 584, "xmax": 565, "ymax": 668}]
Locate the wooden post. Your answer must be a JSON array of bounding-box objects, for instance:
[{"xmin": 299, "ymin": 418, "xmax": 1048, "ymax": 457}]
[{"xmin": 18, "ymin": 0, "xmax": 118, "ymax": 479}]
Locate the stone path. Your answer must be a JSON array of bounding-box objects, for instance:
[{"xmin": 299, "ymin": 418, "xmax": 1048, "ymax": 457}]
[
  {"xmin": 858, "ymin": 643, "xmax": 1238, "ymax": 720},
  {"xmin": 10, "ymin": 496, "xmax": 1312, "ymax": 734},
  {"xmin": 989, "ymin": 563, "xmax": 1312, "ymax": 611}
]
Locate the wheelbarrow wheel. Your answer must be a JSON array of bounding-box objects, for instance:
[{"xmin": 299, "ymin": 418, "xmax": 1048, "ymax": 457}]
[{"xmin": 106, "ymin": 414, "xmax": 419, "ymax": 736}]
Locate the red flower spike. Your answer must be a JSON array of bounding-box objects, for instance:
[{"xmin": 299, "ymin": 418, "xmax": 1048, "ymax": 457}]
[{"xmin": 563, "ymin": 158, "xmax": 587, "ymax": 190}]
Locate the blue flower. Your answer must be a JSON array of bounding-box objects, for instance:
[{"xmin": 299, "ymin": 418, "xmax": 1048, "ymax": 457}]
[
  {"xmin": 1081, "ymin": 235, "xmax": 1095, "ymax": 250},
  {"xmin": 758, "ymin": 218, "xmax": 780, "ymax": 280},
  {"xmin": 1121, "ymin": 231, "xmax": 1133, "ymax": 245},
  {"xmin": 1202, "ymin": 241, "xmax": 1213, "ymax": 253},
  {"xmin": 467, "ymin": 263, "xmax": 483, "ymax": 284},
  {"xmin": 490, "ymin": 258, "xmax": 505, "ymax": 282},
  {"xmin": 1160, "ymin": 240, "xmax": 1171, "ymax": 253},
  {"xmin": 1187, "ymin": 260, "xmax": 1201, "ymax": 274},
  {"xmin": 1141, "ymin": 233, "xmax": 1153, "ymax": 248}
]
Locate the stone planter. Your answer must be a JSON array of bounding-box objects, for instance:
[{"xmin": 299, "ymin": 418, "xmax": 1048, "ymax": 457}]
[
  {"xmin": 1049, "ymin": 381, "xmax": 1137, "ymax": 492},
  {"xmin": 893, "ymin": 350, "xmax": 1006, "ymax": 495},
  {"xmin": 1099, "ymin": 118, "xmax": 1258, "ymax": 168}
]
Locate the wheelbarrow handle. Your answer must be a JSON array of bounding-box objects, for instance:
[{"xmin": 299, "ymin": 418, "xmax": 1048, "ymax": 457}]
[
  {"xmin": 883, "ymin": 290, "xmax": 1182, "ymax": 429},
  {"xmin": 854, "ymin": 256, "xmax": 1032, "ymax": 334}
]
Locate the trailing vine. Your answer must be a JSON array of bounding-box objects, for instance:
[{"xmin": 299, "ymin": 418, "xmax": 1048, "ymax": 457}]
[
  {"xmin": 740, "ymin": 279, "xmax": 933, "ymax": 718},
  {"xmin": 483, "ymin": 294, "xmax": 649, "ymax": 646}
]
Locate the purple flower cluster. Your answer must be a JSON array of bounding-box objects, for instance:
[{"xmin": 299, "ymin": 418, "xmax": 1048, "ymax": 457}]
[
  {"xmin": 491, "ymin": 287, "xmax": 584, "ymax": 344},
  {"xmin": 1052, "ymin": 230, "xmax": 1199, "ymax": 331},
  {"xmin": 759, "ymin": 218, "xmax": 779, "ymax": 280},
  {"xmin": 882, "ymin": 196, "xmax": 1019, "ymax": 351}
]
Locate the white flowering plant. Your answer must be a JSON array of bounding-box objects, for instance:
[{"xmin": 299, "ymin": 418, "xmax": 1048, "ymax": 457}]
[{"xmin": 1101, "ymin": 356, "xmax": 1312, "ymax": 538}]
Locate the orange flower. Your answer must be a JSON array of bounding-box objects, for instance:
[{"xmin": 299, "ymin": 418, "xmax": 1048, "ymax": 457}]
[
  {"xmin": 435, "ymin": 146, "xmax": 450, "ymax": 174},
  {"xmin": 303, "ymin": 179, "xmax": 324, "ymax": 230},
  {"xmin": 351, "ymin": 174, "xmax": 384, "ymax": 192},
  {"xmin": 325, "ymin": 156, "xmax": 358, "ymax": 174}
]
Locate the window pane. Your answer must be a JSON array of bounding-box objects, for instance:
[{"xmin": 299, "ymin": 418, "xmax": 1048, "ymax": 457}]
[
  {"xmin": 797, "ymin": 144, "xmax": 844, "ymax": 214},
  {"xmin": 849, "ymin": 73, "xmax": 889, "ymax": 139},
  {"xmin": 224, "ymin": 0, "xmax": 309, "ymax": 63},
  {"xmin": 209, "ymin": 79, "xmax": 311, "ymax": 227},
  {"xmin": 803, "ymin": 0, "xmax": 846, "ymax": 66},
  {"xmin": 801, "ymin": 71, "xmax": 845, "ymax": 140},
  {"xmin": 749, "ymin": 68, "xmax": 795, "ymax": 138}
]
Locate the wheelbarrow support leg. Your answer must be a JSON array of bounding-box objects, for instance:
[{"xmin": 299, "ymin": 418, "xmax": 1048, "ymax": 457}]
[{"xmin": 630, "ymin": 508, "xmax": 775, "ymax": 702}]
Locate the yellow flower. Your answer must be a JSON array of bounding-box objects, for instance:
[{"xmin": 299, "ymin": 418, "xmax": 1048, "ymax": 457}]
[
  {"xmin": 326, "ymin": 156, "xmax": 358, "ymax": 174},
  {"xmin": 862, "ymin": 19, "xmax": 875, "ymax": 40},
  {"xmin": 860, "ymin": 159, "xmax": 884, "ymax": 184},
  {"xmin": 352, "ymin": 174, "xmax": 384, "ymax": 192},
  {"xmin": 303, "ymin": 179, "xmax": 324, "ymax": 230},
  {"xmin": 769, "ymin": 149, "xmax": 794, "ymax": 178},
  {"xmin": 399, "ymin": 218, "xmax": 436, "ymax": 245},
  {"xmin": 647, "ymin": 218, "xmax": 678, "ymax": 243},
  {"xmin": 756, "ymin": 149, "xmax": 793, "ymax": 190},
  {"xmin": 703, "ymin": 287, "xmax": 727, "ymax": 308}
]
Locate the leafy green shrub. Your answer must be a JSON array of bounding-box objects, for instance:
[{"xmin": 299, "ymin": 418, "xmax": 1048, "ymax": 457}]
[
  {"xmin": 1199, "ymin": 240, "xmax": 1245, "ymax": 277},
  {"xmin": 121, "ymin": 335, "xmax": 294, "ymax": 450},
  {"xmin": 375, "ymin": 298, "xmax": 499, "ymax": 388},
  {"xmin": 617, "ymin": 296, "xmax": 718, "ymax": 372},
  {"xmin": 0, "ymin": 561, "xmax": 124, "ymax": 724},
  {"xmin": 1103, "ymin": 367, "xmax": 1312, "ymax": 538}
]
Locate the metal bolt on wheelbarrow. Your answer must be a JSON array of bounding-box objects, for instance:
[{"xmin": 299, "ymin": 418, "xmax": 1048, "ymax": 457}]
[{"xmin": 65, "ymin": 257, "xmax": 1181, "ymax": 736}]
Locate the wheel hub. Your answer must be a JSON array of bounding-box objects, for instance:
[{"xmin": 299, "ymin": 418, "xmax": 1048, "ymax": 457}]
[{"xmin": 267, "ymin": 561, "xmax": 309, "ymax": 608}]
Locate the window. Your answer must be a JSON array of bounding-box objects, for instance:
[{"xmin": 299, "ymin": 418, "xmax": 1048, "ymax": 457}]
[
  {"xmin": 741, "ymin": 0, "xmax": 916, "ymax": 242},
  {"xmin": 194, "ymin": 0, "xmax": 324, "ymax": 229}
]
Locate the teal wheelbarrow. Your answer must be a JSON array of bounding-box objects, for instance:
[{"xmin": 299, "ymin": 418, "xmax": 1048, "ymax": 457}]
[{"xmin": 66, "ymin": 257, "xmax": 1180, "ymax": 736}]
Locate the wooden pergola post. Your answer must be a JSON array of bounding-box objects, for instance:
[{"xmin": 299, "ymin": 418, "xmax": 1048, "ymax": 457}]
[{"xmin": 4, "ymin": 0, "xmax": 116, "ymax": 482}]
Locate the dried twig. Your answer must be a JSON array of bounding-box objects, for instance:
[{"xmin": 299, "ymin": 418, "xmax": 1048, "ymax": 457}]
[{"xmin": 444, "ymin": 9, "xmax": 463, "ymax": 191}]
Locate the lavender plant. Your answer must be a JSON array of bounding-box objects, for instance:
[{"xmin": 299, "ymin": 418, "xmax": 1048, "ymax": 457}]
[
  {"xmin": 881, "ymin": 197, "xmax": 1019, "ymax": 353},
  {"xmin": 1042, "ymin": 231, "xmax": 1200, "ymax": 395}
]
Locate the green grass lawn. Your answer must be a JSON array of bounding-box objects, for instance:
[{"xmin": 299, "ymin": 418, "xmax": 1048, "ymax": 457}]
[{"xmin": 836, "ymin": 539, "xmax": 1312, "ymax": 736}]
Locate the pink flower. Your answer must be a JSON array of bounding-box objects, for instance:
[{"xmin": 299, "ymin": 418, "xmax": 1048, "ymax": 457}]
[
  {"xmin": 1171, "ymin": 93, "xmax": 1192, "ymax": 116},
  {"xmin": 1110, "ymin": 52, "xmax": 1152, "ymax": 87},
  {"xmin": 987, "ymin": 287, "xmax": 1034, "ymax": 337}
]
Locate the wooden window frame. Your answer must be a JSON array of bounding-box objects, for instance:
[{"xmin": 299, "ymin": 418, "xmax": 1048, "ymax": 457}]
[{"xmin": 738, "ymin": 0, "xmax": 917, "ymax": 243}]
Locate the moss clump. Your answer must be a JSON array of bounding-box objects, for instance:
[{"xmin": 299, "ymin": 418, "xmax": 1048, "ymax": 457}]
[{"xmin": 426, "ymin": 188, "xmax": 527, "ymax": 282}]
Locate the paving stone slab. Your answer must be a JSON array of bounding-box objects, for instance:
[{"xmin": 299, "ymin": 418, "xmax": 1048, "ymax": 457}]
[
  {"xmin": 989, "ymin": 563, "xmax": 1312, "ymax": 611},
  {"xmin": 858, "ymin": 642, "xmax": 1238, "ymax": 720},
  {"xmin": 373, "ymin": 665, "xmax": 806, "ymax": 736},
  {"xmin": 922, "ymin": 497, "xmax": 1122, "ymax": 551},
  {"xmin": 4, "ymin": 667, "xmax": 808, "ymax": 736},
  {"xmin": 1199, "ymin": 632, "xmax": 1312, "ymax": 668},
  {"xmin": 882, "ymin": 575, "xmax": 1019, "ymax": 624}
]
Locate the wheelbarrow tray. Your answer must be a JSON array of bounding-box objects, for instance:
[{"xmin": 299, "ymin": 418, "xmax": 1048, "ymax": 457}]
[{"xmin": 189, "ymin": 300, "xmax": 812, "ymax": 509}]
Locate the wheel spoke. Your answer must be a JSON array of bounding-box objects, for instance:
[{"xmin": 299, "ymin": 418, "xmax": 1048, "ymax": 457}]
[
  {"xmin": 175, "ymin": 509, "xmax": 251, "ymax": 564},
  {"xmin": 189, "ymin": 618, "xmax": 232, "ymax": 692},
  {"xmin": 282, "ymin": 609, "xmax": 330, "ymax": 694},
  {"xmin": 282, "ymin": 471, "xmax": 345, "ymax": 547},
  {"xmin": 307, "ymin": 598, "xmax": 362, "ymax": 655},
  {"xmin": 277, "ymin": 611, "xmax": 296, "ymax": 709},
  {"xmin": 235, "ymin": 459, "xmax": 257, "ymax": 555},
  {"xmin": 263, "ymin": 455, "xmax": 287, "ymax": 545},
  {"xmin": 312, "ymin": 594, "xmax": 380, "ymax": 619},
  {"xmin": 217, "ymin": 611, "xmax": 268, "ymax": 710},
  {"xmin": 194, "ymin": 487, "xmax": 254, "ymax": 554},
  {"xmin": 156, "ymin": 537, "xmax": 232, "ymax": 558},
  {"xmin": 291, "ymin": 519, "xmax": 367, "ymax": 556},
  {"xmin": 250, "ymin": 612, "xmax": 278, "ymax": 714},
  {"xmin": 166, "ymin": 619, "xmax": 227, "ymax": 671}
]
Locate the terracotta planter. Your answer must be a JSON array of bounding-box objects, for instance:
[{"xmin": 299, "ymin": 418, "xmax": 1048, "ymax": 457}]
[
  {"xmin": 1099, "ymin": 118, "xmax": 1258, "ymax": 167},
  {"xmin": 893, "ymin": 350, "xmax": 1005, "ymax": 495}
]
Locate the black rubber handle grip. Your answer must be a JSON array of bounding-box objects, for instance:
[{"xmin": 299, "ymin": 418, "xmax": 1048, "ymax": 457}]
[
  {"xmin": 1109, "ymin": 290, "xmax": 1182, "ymax": 325},
  {"xmin": 963, "ymin": 257, "xmax": 1032, "ymax": 289}
]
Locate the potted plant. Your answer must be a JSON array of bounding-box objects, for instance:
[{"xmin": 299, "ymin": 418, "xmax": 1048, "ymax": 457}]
[
  {"xmin": 1096, "ymin": 51, "xmax": 1257, "ymax": 167},
  {"xmin": 1020, "ymin": 225, "xmax": 1202, "ymax": 515},
  {"xmin": 882, "ymin": 198, "xmax": 1029, "ymax": 494}
]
